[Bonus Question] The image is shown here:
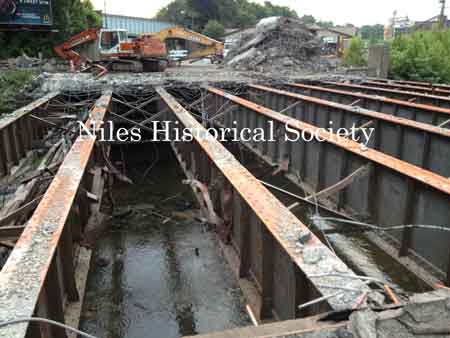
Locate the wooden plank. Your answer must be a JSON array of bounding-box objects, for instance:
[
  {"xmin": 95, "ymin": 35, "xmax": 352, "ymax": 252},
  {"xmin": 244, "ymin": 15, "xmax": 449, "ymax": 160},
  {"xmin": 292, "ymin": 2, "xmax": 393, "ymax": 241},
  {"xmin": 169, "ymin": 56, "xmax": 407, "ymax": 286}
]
[
  {"xmin": 183, "ymin": 315, "xmax": 344, "ymax": 338},
  {"xmin": 64, "ymin": 247, "xmax": 93, "ymax": 338},
  {"xmin": 0, "ymin": 225, "xmax": 26, "ymax": 239},
  {"xmin": 0, "ymin": 195, "xmax": 44, "ymax": 227}
]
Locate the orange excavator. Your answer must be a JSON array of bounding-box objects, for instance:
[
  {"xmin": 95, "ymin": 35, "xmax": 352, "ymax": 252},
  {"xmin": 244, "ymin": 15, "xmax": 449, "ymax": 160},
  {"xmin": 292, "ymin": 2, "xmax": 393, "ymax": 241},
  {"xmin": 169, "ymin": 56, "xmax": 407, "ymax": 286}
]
[
  {"xmin": 148, "ymin": 27, "xmax": 224, "ymax": 64},
  {"xmin": 54, "ymin": 28, "xmax": 168, "ymax": 75}
]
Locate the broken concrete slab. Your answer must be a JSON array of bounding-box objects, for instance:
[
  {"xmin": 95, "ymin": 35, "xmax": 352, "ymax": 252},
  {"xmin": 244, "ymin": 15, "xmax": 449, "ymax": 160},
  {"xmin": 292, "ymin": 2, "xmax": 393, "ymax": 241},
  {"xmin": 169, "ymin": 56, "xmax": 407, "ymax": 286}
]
[{"xmin": 225, "ymin": 17, "xmax": 322, "ymax": 74}]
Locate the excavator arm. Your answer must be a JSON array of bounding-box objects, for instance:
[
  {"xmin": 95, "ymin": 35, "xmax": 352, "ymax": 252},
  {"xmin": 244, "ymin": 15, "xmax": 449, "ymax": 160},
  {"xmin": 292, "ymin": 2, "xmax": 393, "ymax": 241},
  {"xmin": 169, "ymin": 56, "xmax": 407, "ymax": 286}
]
[
  {"xmin": 54, "ymin": 28, "xmax": 100, "ymax": 67},
  {"xmin": 150, "ymin": 27, "xmax": 224, "ymax": 62}
]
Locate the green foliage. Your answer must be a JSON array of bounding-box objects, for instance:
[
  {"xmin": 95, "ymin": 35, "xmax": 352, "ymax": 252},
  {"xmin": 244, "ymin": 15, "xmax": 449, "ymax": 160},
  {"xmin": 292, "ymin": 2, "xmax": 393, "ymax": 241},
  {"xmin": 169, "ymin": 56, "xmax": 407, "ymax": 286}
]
[
  {"xmin": 157, "ymin": 0, "xmax": 298, "ymax": 31},
  {"xmin": 0, "ymin": 0, "xmax": 101, "ymax": 59},
  {"xmin": 69, "ymin": 0, "xmax": 102, "ymax": 36},
  {"xmin": 156, "ymin": 0, "xmax": 200, "ymax": 29},
  {"xmin": 0, "ymin": 70, "xmax": 35, "ymax": 115},
  {"xmin": 390, "ymin": 29, "xmax": 450, "ymax": 83},
  {"xmin": 343, "ymin": 37, "xmax": 367, "ymax": 67},
  {"xmin": 360, "ymin": 24, "xmax": 384, "ymax": 43},
  {"xmin": 202, "ymin": 20, "xmax": 225, "ymax": 39},
  {"xmin": 318, "ymin": 21, "xmax": 334, "ymax": 29},
  {"xmin": 300, "ymin": 15, "xmax": 316, "ymax": 24}
]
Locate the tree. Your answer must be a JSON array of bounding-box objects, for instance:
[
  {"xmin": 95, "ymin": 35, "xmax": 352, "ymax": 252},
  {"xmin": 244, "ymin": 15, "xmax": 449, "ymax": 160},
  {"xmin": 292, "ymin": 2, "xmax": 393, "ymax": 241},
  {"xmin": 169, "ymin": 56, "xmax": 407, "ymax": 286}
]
[
  {"xmin": 360, "ymin": 24, "xmax": 384, "ymax": 42},
  {"xmin": 156, "ymin": 0, "xmax": 200, "ymax": 30},
  {"xmin": 157, "ymin": 0, "xmax": 298, "ymax": 30},
  {"xmin": 234, "ymin": 9, "xmax": 257, "ymax": 29},
  {"xmin": 202, "ymin": 20, "xmax": 225, "ymax": 39},
  {"xmin": 301, "ymin": 15, "xmax": 316, "ymax": 24},
  {"xmin": 187, "ymin": 0, "xmax": 219, "ymax": 27},
  {"xmin": 69, "ymin": 0, "xmax": 102, "ymax": 36},
  {"xmin": 390, "ymin": 30, "xmax": 450, "ymax": 83},
  {"xmin": 318, "ymin": 20, "xmax": 334, "ymax": 29},
  {"xmin": 343, "ymin": 37, "xmax": 367, "ymax": 66}
]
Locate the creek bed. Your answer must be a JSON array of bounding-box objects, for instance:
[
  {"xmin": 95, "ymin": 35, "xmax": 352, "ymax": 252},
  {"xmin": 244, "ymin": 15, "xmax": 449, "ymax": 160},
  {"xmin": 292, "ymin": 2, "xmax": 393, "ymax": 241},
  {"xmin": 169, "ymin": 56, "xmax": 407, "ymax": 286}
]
[{"xmin": 80, "ymin": 143, "xmax": 250, "ymax": 338}]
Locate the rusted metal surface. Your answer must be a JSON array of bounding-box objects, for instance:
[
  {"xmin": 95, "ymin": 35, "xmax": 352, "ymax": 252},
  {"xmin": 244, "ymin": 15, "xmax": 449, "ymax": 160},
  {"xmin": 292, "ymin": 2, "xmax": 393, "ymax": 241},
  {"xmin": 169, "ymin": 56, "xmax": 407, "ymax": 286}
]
[
  {"xmin": 287, "ymin": 83, "xmax": 450, "ymax": 127},
  {"xmin": 206, "ymin": 86, "xmax": 450, "ymax": 286},
  {"xmin": 156, "ymin": 87, "xmax": 370, "ymax": 320},
  {"xmin": 323, "ymin": 81, "xmax": 450, "ymax": 109},
  {"xmin": 0, "ymin": 92, "xmax": 111, "ymax": 338},
  {"xmin": 363, "ymin": 80, "xmax": 450, "ymax": 96},
  {"xmin": 0, "ymin": 92, "xmax": 59, "ymax": 131},
  {"xmin": 0, "ymin": 92, "xmax": 60, "ymax": 178},
  {"xmin": 248, "ymin": 84, "xmax": 450, "ymax": 178},
  {"xmin": 368, "ymin": 77, "xmax": 450, "ymax": 90}
]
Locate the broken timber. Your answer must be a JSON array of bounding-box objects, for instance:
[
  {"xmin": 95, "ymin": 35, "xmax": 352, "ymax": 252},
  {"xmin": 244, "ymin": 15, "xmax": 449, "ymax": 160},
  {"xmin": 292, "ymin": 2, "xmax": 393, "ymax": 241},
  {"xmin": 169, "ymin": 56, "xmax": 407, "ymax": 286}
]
[
  {"xmin": 0, "ymin": 92, "xmax": 60, "ymax": 178},
  {"xmin": 0, "ymin": 92, "xmax": 112, "ymax": 338}
]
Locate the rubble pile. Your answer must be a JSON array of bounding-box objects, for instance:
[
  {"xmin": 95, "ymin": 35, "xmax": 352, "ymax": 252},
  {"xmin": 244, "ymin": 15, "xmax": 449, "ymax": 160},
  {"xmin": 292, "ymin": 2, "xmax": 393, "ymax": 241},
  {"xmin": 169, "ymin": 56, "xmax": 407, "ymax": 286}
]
[{"xmin": 225, "ymin": 17, "xmax": 323, "ymax": 74}]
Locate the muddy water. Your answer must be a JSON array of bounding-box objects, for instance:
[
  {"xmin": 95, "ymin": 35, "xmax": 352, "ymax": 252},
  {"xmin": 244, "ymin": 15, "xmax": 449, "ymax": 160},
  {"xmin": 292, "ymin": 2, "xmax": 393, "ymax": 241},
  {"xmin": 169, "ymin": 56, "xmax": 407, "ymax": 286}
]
[{"xmin": 80, "ymin": 144, "xmax": 250, "ymax": 338}]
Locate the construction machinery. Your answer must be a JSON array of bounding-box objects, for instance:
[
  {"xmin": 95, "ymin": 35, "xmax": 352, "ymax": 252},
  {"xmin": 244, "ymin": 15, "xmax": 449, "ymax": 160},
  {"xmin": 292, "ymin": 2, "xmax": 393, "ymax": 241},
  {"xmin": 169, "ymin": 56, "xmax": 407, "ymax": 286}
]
[
  {"xmin": 55, "ymin": 26, "xmax": 224, "ymax": 76},
  {"xmin": 148, "ymin": 26, "xmax": 224, "ymax": 64},
  {"xmin": 54, "ymin": 28, "xmax": 168, "ymax": 74}
]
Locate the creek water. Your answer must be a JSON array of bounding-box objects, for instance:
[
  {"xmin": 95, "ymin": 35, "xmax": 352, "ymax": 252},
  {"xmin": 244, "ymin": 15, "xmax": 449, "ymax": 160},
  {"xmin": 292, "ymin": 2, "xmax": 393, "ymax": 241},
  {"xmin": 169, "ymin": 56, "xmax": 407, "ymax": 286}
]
[
  {"xmin": 80, "ymin": 141, "xmax": 430, "ymax": 338},
  {"xmin": 80, "ymin": 144, "xmax": 250, "ymax": 338}
]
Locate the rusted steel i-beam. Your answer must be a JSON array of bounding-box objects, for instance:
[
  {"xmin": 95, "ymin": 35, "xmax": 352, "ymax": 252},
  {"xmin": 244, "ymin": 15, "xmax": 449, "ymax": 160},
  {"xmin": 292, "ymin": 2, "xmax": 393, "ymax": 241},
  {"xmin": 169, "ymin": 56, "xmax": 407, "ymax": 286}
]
[
  {"xmin": 286, "ymin": 82, "xmax": 450, "ymax": 128},
  {"xmin": 206, "ymin": 86, "xmax": 450, "ymax": 287},
  {"xmin": 0, "ymin": 92, "xmax": 60, "ymax": 178},
  {"xmin": 363, "ymin": 80, "xmax": 450, "ymax": 96},
  {"xmin": 248, "ymin": 84, "xmax": 450, "ymax": 178},
  {"xmin": 0, "ymin": 91, "xmax": 112, "ymax": 338},
  {"xmin": 156, "ymin": 87, "xmax": 370, "ymax": 321},
  {"xmin": 368, "ymin": 77, "xmax": 450, "ymax": 91},
  {"xmin": 323, "ymin": 81, "xmax": 450, "ymax": 109}
]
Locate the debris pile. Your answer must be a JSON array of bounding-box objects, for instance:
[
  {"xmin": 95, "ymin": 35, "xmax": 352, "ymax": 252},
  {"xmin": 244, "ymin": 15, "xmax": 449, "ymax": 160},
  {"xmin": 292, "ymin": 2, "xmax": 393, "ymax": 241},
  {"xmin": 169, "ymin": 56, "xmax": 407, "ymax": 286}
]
[{"xmin": 225, "ymin": 17, "xmax": 322, "ymax": 74}]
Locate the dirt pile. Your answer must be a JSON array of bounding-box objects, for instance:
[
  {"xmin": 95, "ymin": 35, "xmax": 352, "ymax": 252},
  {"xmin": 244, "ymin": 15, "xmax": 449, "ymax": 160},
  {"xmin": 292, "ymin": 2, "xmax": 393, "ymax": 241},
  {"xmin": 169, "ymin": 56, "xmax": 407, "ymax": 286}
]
[{"xmin": 225, "ymin": 17, "xmax": 323, "ymax": 74}]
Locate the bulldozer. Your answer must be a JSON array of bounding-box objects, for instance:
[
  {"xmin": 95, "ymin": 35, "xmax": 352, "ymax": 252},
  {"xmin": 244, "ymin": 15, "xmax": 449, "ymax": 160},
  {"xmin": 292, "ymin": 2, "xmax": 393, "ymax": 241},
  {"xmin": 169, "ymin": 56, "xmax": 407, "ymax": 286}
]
[{"xmin": 54, "ymin": 28, "xmax": 168, "ymax": 74}]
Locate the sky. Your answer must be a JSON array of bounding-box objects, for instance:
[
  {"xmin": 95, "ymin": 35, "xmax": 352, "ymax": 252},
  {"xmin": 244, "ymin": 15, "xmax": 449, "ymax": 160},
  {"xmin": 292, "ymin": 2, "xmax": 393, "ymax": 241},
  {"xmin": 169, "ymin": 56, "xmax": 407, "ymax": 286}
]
[{"xmin": 91, "ymin": 0, "xmax": 447, "ymax": 27}]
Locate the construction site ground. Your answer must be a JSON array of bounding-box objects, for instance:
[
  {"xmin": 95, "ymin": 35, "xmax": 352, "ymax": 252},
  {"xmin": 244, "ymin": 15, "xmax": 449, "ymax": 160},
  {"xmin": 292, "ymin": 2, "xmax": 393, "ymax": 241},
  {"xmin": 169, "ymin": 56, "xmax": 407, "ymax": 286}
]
[{"xmin": 32, "ymin": 62, "xmax": 355, "ymax": 96}]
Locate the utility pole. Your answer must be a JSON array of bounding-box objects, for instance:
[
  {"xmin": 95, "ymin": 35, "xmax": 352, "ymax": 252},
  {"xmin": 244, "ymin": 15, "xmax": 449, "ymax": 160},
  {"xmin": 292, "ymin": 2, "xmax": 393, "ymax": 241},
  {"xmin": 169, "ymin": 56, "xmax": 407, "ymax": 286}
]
[
  {"xmin": 439, "ymin": 0, "xmax": 446, "ymax": 29},
  {"xmin": 104, "ymin": 0, "xmax": 108, "ymax": 29}
]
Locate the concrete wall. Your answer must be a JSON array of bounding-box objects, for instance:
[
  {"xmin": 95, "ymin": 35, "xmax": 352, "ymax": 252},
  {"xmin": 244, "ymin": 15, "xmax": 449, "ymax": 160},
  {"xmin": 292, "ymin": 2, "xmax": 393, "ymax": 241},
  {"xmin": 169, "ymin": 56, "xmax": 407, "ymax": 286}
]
[{"xmin": 368, "ymin": 44, "xmax": 390, "ymax": 78}]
